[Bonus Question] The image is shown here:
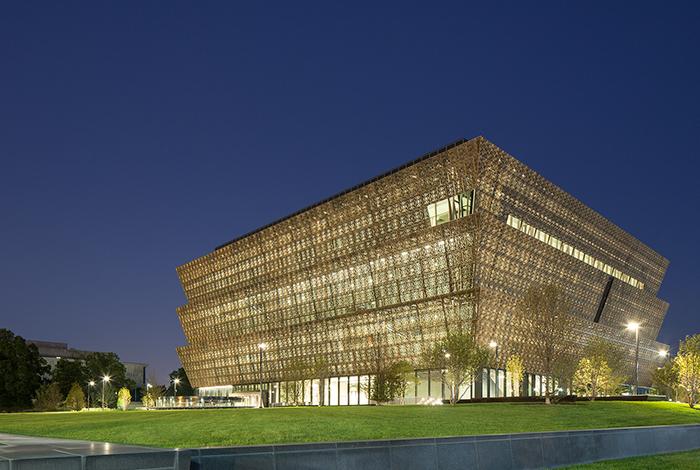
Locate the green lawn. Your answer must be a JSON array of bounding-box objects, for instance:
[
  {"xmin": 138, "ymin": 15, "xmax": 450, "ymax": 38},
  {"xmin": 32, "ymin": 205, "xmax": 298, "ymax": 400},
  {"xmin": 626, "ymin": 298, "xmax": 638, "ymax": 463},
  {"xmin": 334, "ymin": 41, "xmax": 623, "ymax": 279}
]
[
  {"xmin": 564, "ymin": 449, "xmax": 700, "ymax": 469},
  {"xmin": 0, "ymin": 401, "xmax": 698, "ymax": 448}
]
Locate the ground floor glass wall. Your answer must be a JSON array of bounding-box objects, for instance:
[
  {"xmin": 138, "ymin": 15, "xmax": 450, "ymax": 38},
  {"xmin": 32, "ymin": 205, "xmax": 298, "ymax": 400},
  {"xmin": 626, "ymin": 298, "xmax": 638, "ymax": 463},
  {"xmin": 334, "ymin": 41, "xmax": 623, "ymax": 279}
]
[{"xmin": 198, "ymin": 367, "xmax": 556, "ymax": 406}]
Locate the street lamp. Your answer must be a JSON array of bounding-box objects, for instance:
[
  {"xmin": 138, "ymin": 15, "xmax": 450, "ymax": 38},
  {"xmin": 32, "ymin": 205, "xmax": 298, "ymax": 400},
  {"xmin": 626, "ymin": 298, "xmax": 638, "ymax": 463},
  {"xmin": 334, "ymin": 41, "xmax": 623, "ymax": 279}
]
[
  {"xmin": 626, "ymin": 322, "xmax": 641, "ymax": 395},
  {"xmin": 101, "ymin": 375, "xmax": 110, "ymax": 409},
  {"xmin": 258, "ymin": 342, "xmax": 267, "ymax": 408},
  {"xmin": 658, "ymin": 349, "xmax": 669, "ymax": 358},
  {"xmin": 173, "ymin": 378, "xmax": 180, "ymax": 397},
  {"xmin": 88, "ymin": 380, "xmax": 95, "ymax": 409},
  {"xmin": 144, "ymin": 383, "xmax": 152, "ymax": 409}
]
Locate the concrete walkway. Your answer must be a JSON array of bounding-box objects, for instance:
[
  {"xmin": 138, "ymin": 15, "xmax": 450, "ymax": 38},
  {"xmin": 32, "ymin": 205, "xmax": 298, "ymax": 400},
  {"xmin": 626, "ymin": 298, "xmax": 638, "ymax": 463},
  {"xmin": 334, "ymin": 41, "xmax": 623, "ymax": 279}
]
[{"xmin": 0, "ymin": 433, "xmax": 188, "ymax": 470}]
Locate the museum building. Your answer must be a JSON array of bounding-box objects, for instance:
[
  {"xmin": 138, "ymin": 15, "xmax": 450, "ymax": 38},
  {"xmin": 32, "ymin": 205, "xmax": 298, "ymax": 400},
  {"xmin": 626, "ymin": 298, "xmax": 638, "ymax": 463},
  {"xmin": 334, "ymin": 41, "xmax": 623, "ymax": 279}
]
[{"xmin": 175, "ymin": 137, "xmax": 670, "ymax": 405}]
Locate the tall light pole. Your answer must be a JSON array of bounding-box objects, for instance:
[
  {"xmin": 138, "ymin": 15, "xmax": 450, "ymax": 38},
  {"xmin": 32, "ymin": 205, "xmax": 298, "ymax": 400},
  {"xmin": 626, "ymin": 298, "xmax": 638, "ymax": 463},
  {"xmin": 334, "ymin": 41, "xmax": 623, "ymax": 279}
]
[
  {"xmin": 173, "ymin": 377, "xmax": 180, "ymax": 404},
  {"xmin": 145, "ymin": 383, "xmax": 152, "ymax": 409},
  {"xmin": 88, "ymin": 380, "xmax": 95, "ymax": 409},
  {"xmin": 626, "ymin": 322, "xmax": 640, "ymax": 395},
  {"xmin": 101, "ymin": 375, "xmax": 110, "ymax": 410},
  {"xmin": 258, "ymin": 343, "xmax": 267, "ymax": 408}
]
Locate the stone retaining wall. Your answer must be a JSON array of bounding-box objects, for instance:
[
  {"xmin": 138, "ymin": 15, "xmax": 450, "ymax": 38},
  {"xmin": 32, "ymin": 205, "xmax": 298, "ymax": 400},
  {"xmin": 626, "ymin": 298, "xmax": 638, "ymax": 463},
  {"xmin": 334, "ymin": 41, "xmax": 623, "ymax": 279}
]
[{"xmin": 185, "ymin": 424, "xmax": 700, "ymax": 469}]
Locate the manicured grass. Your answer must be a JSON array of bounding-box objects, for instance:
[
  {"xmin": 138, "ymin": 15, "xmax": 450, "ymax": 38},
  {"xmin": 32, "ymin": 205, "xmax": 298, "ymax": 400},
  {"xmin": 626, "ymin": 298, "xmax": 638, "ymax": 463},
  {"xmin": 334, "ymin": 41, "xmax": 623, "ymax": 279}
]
[
  {"xmin": 564, "ymin": 448, "xmax": 700, "ymax": 469},
  {"xmin": 0, "ymin": 401, "xmax": 698, "ymax": 448}
]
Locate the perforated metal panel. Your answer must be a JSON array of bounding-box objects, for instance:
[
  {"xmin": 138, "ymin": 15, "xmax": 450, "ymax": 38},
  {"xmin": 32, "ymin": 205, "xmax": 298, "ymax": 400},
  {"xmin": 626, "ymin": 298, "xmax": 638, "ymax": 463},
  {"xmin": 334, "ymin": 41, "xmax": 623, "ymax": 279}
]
[{"xmin": 175, "ymin": 137, "xmax": 669, "ymax": 388}]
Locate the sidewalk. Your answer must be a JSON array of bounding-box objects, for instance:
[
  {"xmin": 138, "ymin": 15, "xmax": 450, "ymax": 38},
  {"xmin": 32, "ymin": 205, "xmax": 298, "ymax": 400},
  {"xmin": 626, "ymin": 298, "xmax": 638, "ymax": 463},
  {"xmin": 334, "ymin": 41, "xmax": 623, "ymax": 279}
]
[{"xmin": 0, "ymin": 433, "xmax": 188, "ymax": 470}]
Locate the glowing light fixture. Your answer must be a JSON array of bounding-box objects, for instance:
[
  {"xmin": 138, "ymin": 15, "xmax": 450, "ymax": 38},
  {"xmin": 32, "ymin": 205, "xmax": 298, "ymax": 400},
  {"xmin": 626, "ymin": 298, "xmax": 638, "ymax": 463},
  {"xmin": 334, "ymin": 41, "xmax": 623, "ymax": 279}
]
[
  {"xmin": 100, "ymin": 375, "xmax": 110, "ymax": 410},
  {"xmin": 626, "ymin": 322, "xmax": 641, "ymax": 395}
]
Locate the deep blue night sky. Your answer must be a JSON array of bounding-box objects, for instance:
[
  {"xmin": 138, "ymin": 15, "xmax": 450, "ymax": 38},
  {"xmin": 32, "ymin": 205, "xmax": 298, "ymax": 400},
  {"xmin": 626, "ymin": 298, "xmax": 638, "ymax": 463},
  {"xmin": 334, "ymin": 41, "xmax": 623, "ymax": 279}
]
[{"xmin": 1, "ymin": 2, "xmax": 698, "ymax": 383}]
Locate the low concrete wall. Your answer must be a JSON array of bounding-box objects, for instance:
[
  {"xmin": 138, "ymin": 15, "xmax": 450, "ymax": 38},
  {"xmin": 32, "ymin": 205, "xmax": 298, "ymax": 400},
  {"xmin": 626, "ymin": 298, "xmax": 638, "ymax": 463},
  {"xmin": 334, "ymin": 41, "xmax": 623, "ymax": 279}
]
[
  {"xmin": 186, "ymin": 423, "xmax": 700, "ymax": 469},
  {"xmin": 0, "ymin": 433, "xmax": 191, "ymax": 470}
]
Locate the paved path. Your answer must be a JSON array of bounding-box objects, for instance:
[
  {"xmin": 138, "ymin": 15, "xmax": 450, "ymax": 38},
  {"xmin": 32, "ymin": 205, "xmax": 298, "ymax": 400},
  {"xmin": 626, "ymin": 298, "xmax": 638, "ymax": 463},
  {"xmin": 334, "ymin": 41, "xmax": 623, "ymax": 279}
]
[{"xmin": 0, "ymin": 433, "xmax": 188, "ymax": 469}]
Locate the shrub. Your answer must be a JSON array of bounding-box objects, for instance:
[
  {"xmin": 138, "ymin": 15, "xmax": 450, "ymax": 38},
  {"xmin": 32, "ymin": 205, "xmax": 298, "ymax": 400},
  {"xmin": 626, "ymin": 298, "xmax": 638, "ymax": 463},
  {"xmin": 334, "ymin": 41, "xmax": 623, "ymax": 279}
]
[
  {"xmin": 117, "ymin": 387, "xmax": 132, "ymax": 411},
  {"xmin": 64, "ymin": 382, "xmax": 85, "ymax": 411},
  {"xmin": 34, "ymin": 383, "xmax": 63, "ymax": 411}
]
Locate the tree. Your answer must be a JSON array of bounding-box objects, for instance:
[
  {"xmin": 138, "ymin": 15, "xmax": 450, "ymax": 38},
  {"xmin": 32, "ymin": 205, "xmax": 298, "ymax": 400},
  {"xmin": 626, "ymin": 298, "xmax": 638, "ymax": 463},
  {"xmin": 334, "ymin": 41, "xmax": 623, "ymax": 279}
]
[
  {"xmin": 552, "ymin": 353, "xmax": 579, "ymax": 396},
  {"xmin": 0, "ymin": 329, "xmax": 49, "ymax": 410},
  {"xmin": 167, "ymin": 367, "xmax": 194, "ymax": 396},
  {"xmin": 53, "ymin": 358, "xmax": 87, "ymax": 397},
  {"xmin": 652, "ymin": 360, "xmax": 679, "ymax": 400},
  {"xmin": 368, "ymin": 360, "xmax": 413, "ymax": 404},
  {"xmin": 395, "ymin": 360, "xmax": 417, "ymax": 404},
  {"xmin": 572, "ymin": 338, "xmax": 627, "ymax": 400},
  {"xmin": 506, "ymin": 355, "xmax": 524, "ymax": 397},
  {"xmin": 517, "ymin": 284, "xmax": 576, "ymax": 404},
  {"xmin": 34, "ymin": 383, "xmax": 63, "ymax": 411},
  {"xmin": 65, "ymin": 382, "xmax": 86, "ymax": 411},
  {"xmin": 311, "ymin": 356, "xmax": 331, "ymax": 406},
  {"xmin": 573, "ymin": 358, "xmax": 609, "ymax": 400},
  {"xmin": 84, "ymin": 352, "xmax": 130, "ymax": 407},
  {"xmin": 423, "ymin": 331, "xmax": 489, "ymax": 405},
  {"xmin": 676, "ymin": 334, "xmax": 700, "ymax": 408},
  {"xmin": 142, "ymin": 384, "xmax": 165, "ymax": 409},
  {"xmin": 117, "ymin": 387, "xmax": 132, "ymax": 411},
  {"xmin": 283, "ymin": 358, "xmax": 308, "ymax": 405}
]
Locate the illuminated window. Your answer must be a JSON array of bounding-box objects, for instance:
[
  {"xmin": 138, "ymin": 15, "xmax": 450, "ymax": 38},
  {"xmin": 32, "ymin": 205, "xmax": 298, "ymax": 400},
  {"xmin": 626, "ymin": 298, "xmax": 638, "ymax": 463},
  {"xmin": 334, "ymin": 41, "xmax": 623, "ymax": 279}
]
[
  {"xmin": 427, "ymin": 191, "xmax": 475, "ymax": 227},
  {"xmin": 506, "ymin": 214, "xmax": 644, "ymax": 290}
]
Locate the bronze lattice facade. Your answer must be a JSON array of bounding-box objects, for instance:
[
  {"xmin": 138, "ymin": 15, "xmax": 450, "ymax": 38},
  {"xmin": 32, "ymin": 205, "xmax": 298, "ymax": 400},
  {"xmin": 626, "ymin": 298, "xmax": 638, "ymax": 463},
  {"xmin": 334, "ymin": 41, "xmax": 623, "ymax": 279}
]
[{"xmin": 176, "ymin": 137, "xmax": 669, "ymax": 399}]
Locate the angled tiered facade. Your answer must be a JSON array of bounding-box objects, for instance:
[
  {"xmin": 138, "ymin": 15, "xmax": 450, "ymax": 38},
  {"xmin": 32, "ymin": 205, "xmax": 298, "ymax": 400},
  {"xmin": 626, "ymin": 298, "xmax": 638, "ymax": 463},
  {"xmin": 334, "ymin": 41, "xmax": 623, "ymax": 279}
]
[{"xmin": 176, "ymin": 137, "xmax": 669, "ymax": 404}]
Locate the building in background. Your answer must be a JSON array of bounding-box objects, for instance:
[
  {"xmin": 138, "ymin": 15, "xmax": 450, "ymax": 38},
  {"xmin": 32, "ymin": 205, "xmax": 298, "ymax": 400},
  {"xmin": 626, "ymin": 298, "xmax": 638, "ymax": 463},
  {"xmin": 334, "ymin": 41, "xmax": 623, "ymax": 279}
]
[
  {"xmin": 175, "ymin": 136, "xmax": 669, "ymax": 405},
  {"xmin": 28, "ymin": 340, "xmax": 147, "ymax": 388}
]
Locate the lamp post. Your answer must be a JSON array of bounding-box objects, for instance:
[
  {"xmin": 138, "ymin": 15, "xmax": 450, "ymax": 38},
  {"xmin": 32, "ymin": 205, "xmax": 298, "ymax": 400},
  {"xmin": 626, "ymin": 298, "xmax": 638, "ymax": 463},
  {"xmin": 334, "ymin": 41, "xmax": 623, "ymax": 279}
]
[
  {"xmin": 258, "ymin": 343, "xmax": 267, "ymax": 408},
  {"xmin": 145, "ymin": 383, "xmax": 152, "ymax": 409},
  {"xmin": 88, "ymin": 380, "xmax": 95, "ymax": 409},
  {"xmin": 626, "ymin": 322, "xmax": 640, "ymax": 395},
  {"xmin": 172, "ymin": 378, "xmax": 181, "ymax": 407},
  {"xmin": 101, "ymin": 375, "xmax": 110, "ymax": 409}
]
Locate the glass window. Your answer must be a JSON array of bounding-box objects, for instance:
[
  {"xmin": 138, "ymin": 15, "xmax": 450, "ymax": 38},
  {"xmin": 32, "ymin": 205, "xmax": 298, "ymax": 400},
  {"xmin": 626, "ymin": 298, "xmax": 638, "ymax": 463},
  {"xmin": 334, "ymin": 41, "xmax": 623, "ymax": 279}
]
[
  {"xmin": 416, "ymin": 371, "xmax": 429, "ymax": 398},
  {"xmin": 323, "ymin": 378, "xmax": 330, "ymax": 406},
  {"xmin": 459, "ymin": 380, "xmax": 473, "ymax": 400},
  {"xmin": 435, "ymin": 199, "xmax": 450, "ymax": 225},
  {"xmin": 303, "ymin": 379, "xmax": 312, "ymax": 404},
  {"xmin": 427, "ymin": 191, "xmax": 474, "ymax": 227},
  {"xmin": 403, "ymin": 372, "xmax": 415, "ymax": 401},
  {"xmin": 430, "ymin": 370, "xmax": 443, "ymax": 399},
  {"xmin": 311, "ymin": 379, "xmax": 320, "ymax": 405},
  {"xmin": 349, "ymin": 376, "xmax": 359, "ymax": 405},
  {"xmin": 427, "ymin": 203, "xmax": 437, "ymax": 227},
  {"xmin": 489, "ymin": 369, "xmax": 498, "ymax": 398},
  {"xmin": 359, "ymin": 375, "xmax": 370, "ymax": 405},
  {"xmin": 329, "ymin": 377, "xmax": 338, "ymax": 406},
  {"xmin": 339, "ymin": 376, "xmax": 349, "ymax": 406}
]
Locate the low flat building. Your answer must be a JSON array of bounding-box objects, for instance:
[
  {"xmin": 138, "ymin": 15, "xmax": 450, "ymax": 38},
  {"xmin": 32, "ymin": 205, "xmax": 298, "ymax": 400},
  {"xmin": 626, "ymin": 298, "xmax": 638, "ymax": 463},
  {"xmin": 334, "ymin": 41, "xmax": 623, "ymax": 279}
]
[
  {"xmin": 28, "ymin": 340, "xmax": 147, "ymax": 388},
  {"xmin": 175, "ymin": 136, "xmax": 669, "ymax": 405}
]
